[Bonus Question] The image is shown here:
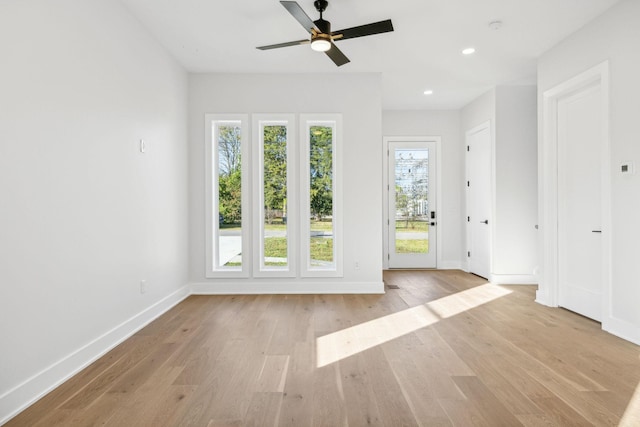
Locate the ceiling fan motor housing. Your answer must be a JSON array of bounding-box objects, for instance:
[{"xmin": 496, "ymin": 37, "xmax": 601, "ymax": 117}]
[{"xmin": 314, "ymin": 18, "xmax": 331, "ymax": 34}]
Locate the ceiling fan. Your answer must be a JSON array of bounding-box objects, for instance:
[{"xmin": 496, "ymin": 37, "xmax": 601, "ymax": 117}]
[{"xmin": 256, "ymin": 0, "xmax": 394, "ymax": 67}]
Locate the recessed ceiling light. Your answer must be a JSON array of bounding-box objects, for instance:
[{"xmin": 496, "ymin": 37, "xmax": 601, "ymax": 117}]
[
  {"xmin": 423, "ymin": 90, "xmax": 434, "ymax": 95},
  {"xmin": 462, "ymin": 47, "xmax": 476, "ymax": 55}
]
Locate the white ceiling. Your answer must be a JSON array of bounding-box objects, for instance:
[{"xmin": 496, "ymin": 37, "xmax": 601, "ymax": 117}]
[{"xmin": 121, "ymin": 0, "xmax": 620, "ymax": 110}]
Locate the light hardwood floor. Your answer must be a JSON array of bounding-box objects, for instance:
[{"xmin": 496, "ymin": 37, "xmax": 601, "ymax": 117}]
[{"xmin": 7, "ymin": 270, "xmax": 640, "ymax": 426}]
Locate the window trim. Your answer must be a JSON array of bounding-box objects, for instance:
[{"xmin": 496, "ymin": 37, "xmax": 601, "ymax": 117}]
[
  {"xmin": 252, "ymin": 114, "xmax": 297, "ymax": 278},
  {"xmin": 300, "ymin": 114, "xmax": 343, "ymax": 277},
  {"xmin": 205, "ymin": 114, "xmax": 251, "ymax": 278}
]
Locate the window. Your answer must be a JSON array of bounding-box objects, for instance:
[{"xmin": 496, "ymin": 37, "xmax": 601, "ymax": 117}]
[
  {"xmin": 300, "ymin": 114, "xmax": 342, "ymax": 277},
  {"xmin": 205, "ymin": 113, "xmax": 342, "ymax": 278},
  {"xmin": 253, "ymin": 115, "xmax": 296, "ymax": 277},
  {"xmin": 206, "ymin": 114, "xmax": 249, "ymax": 277}
]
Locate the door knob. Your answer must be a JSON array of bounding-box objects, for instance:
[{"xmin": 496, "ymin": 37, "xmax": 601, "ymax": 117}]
[{"xmin": 481, "ymin": 220, "xmax": 489, "ymax": 224}]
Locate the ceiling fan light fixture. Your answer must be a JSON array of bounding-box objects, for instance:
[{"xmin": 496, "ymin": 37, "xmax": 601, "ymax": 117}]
[{"xmin": 311, "ymin": 33, "xmax": 332, "ymax": 52}]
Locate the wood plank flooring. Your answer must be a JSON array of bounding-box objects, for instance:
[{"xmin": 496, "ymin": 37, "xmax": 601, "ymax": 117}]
[{"xmin": 7, "ymin": 270, "xmax": 640, "ymax": 426}]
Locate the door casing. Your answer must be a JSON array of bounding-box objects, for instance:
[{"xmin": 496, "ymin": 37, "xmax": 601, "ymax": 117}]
[{"xmin": 538, "ymin": 61, "xmax": 611, "ymax": 327}]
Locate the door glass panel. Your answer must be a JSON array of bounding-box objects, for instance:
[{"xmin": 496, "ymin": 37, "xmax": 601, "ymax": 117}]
[
  {"xmin": 262, "ymin": 124, "xmax": 288, "ymax": 268},
  {"xmin": 217, "ymin": 122, "xmax": 243, "ymax": 268},
  {"xmin": 394, "ymin": 148, "xmax": 429, "ymax": 254}
]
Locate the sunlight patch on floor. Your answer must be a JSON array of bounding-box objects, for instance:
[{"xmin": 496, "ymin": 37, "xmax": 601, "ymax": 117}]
[
  {"xmin": 316, "ymin": 283, "xmax": 512, "ymax": 367},
  {"xmin": 620, "ymin": 382, "xmax": 640, "ymax": 426}
]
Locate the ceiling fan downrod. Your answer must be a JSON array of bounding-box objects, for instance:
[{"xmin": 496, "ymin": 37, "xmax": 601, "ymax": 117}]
[{"xmin": 313, "ymin": 0, "xmax": 330, "ymax": 33}]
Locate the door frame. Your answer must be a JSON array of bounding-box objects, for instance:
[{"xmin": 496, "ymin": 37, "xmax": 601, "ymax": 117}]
[
  {"xmin": 465, "ymin": 121, "xmax": 493, "ymax": 279},
  {"xmin": 538, "ymin": 61, "xmax": 611, "ymax": 325},
  {"xmin": 383, "ymin": 136, "xmax": 442, "ymax": 269}
]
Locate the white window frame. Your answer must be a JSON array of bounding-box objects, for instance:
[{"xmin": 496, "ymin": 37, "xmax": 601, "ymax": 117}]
[
  {"xmin": 205, "ymin": 114, "xmax": 250, "ymax": 278},
  {"xmin": 252, "ymin": 114, "xmax": 297, "ymax": 277},
  {"xmin": 300, "ymin": 114, "xmax": 343, "ymax": 277}
]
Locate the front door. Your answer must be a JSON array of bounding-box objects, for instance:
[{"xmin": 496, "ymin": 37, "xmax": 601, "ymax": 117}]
[{"xmin": 388, "ymin": 141, "xmax": 437, "ymax": 269}]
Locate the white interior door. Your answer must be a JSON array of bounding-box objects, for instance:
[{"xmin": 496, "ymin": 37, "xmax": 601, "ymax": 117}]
[
  {"xmin": 557, "ymin": 83, "xmax": 603, "ymax": 321},
  {"xmin": 388, "ymin": 141, "xmax": 436, "ymax": 268},
  {"xmin": 466, "ymin": 124, "xmax": 491, "ymax": 279}
]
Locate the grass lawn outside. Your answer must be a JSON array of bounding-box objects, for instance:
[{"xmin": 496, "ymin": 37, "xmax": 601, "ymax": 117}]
[
  {"xmin": 262, "ymin": 236, "xmax": 334, "ymax": 265},
  {"xmin": 221, "ymin": 218, "xmax": 427, "ymax": 262},
  {"xmin": 395, "ymin": 239, "xmax": 429, "ymax": 253},
  {"xmin": 221, "ymin": 219, "xmax": 335, "ymax": 266},
  {"xmin": 310, "ymin": 219, "xmax": 333, "ymax": 231},
  {"xmin": 395, "ymin": 220, "xmax": 429, "ymax": 232},
  {"xmin": 310, "ymin": 237, "xmax": 334, "ymax": 263},
  {"xmin": 221, "ymin": 219, "xmax": 332, "ymax": 232}
]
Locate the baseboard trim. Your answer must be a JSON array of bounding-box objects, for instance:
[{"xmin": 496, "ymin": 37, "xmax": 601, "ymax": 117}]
[
  {"xmin": 0, "ymin": 285, "xmax": 190, "ymax": 426},
  {"xmin": 490, "ymin": 274, "xmax": 538, "ymax": 285},
  {"xmin": 535, "ymin": 288, "xmax": 554, "ymax": 307},
  {"xmin": 191, "ymin": 281, "xmax": 385, "ymax": 295},
  {"xmin": 437, "ymin": 261, "xmax": 463, "ymax": 270},
  {"xmin": 603, "ymin": 316, "xmax": 640, "ymax": 346}
]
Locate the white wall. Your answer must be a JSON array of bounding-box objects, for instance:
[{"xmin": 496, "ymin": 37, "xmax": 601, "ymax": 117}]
[
  {"xmin": 382, "ymin": 110, "xmax": 464, "ymax": 268},
  {"xmin": 189, "ymin": 73, "xmax": 383, "ymax": 292},
  {"xmin": 461, "ymin": 90, "xmax": 496, "ymax": 134},
  {"xmin": 494, "ymin": 86, "xmax": 538, "ymax": 278},
  {"xmin": 461, "ymin": 87, "xmax": 538, "ymax": 283},
  {"xmin": 0, "ymin": 0, "xmax": 189, "ymax": 422},
  {"xmin": 538, "ymin": 0, "xmax": 640, "ymax": 343}
]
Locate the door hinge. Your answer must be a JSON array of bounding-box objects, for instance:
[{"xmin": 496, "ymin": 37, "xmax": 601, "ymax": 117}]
[
  {"xmin": 467, "ymin": 181, "xmax": 470, "ymax": 187},
  {"xmin": 467, "ymin": 216, "xmax": 470, "ymax": 222},
  {"xmin": 388, "ymin": 253, "xmax": 390, "ymax": 260},
  {"xmin": 467, "ymin": 145, "xmax": 470, "ymax": 152},
  {"xmin": 467, "ymin": 251, "xmax": 471, "ymax": 257}
]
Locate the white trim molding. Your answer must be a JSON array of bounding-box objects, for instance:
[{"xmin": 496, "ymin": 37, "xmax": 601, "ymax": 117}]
[
  {"xmin": 538, "ymin": 61, "xmax": 612, "ymax": 322},
  {"xmin": 0, "ymin": 285, "xmax": 190, "ymax": 426},
  {"xmin": 490, "ymin": 274, "xmax": 537, "ymax": 285},
  {"xmin": 300, "ymin": 114, "xmax": 344, "ymax": 278},
  {"xmin": 603, "ymin": 318, "xmax": 640, "ymax": 346},
  {"xmin": 190, "ymin": 281, "xmax": 384, "ymax": 295},
  {"xmin": 251, "ymin": 114, "xmax": 298, "ymax": 278},
  {"xmin": 205, "ymin": 114, "xmax": 251, "ymax": 278},
  {"xmin": 438, "ymin": 261, "xmax": 464, "ymax": 270}
]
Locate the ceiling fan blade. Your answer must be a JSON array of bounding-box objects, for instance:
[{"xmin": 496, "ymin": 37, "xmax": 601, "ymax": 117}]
[
  {"xmin": 257, "ymin": 39, "xmax": 310, "ymax": 50},
  {"xmin": 332, "ymin": 19, "xmax": 394, "ymax": 41},
  {"xmin": 325, "ymin": 42, "xmax": 350, "ymax": 67},
  {"xmin": 280, "ymin": 1, "xmax": 317, "ymax": 34}
]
